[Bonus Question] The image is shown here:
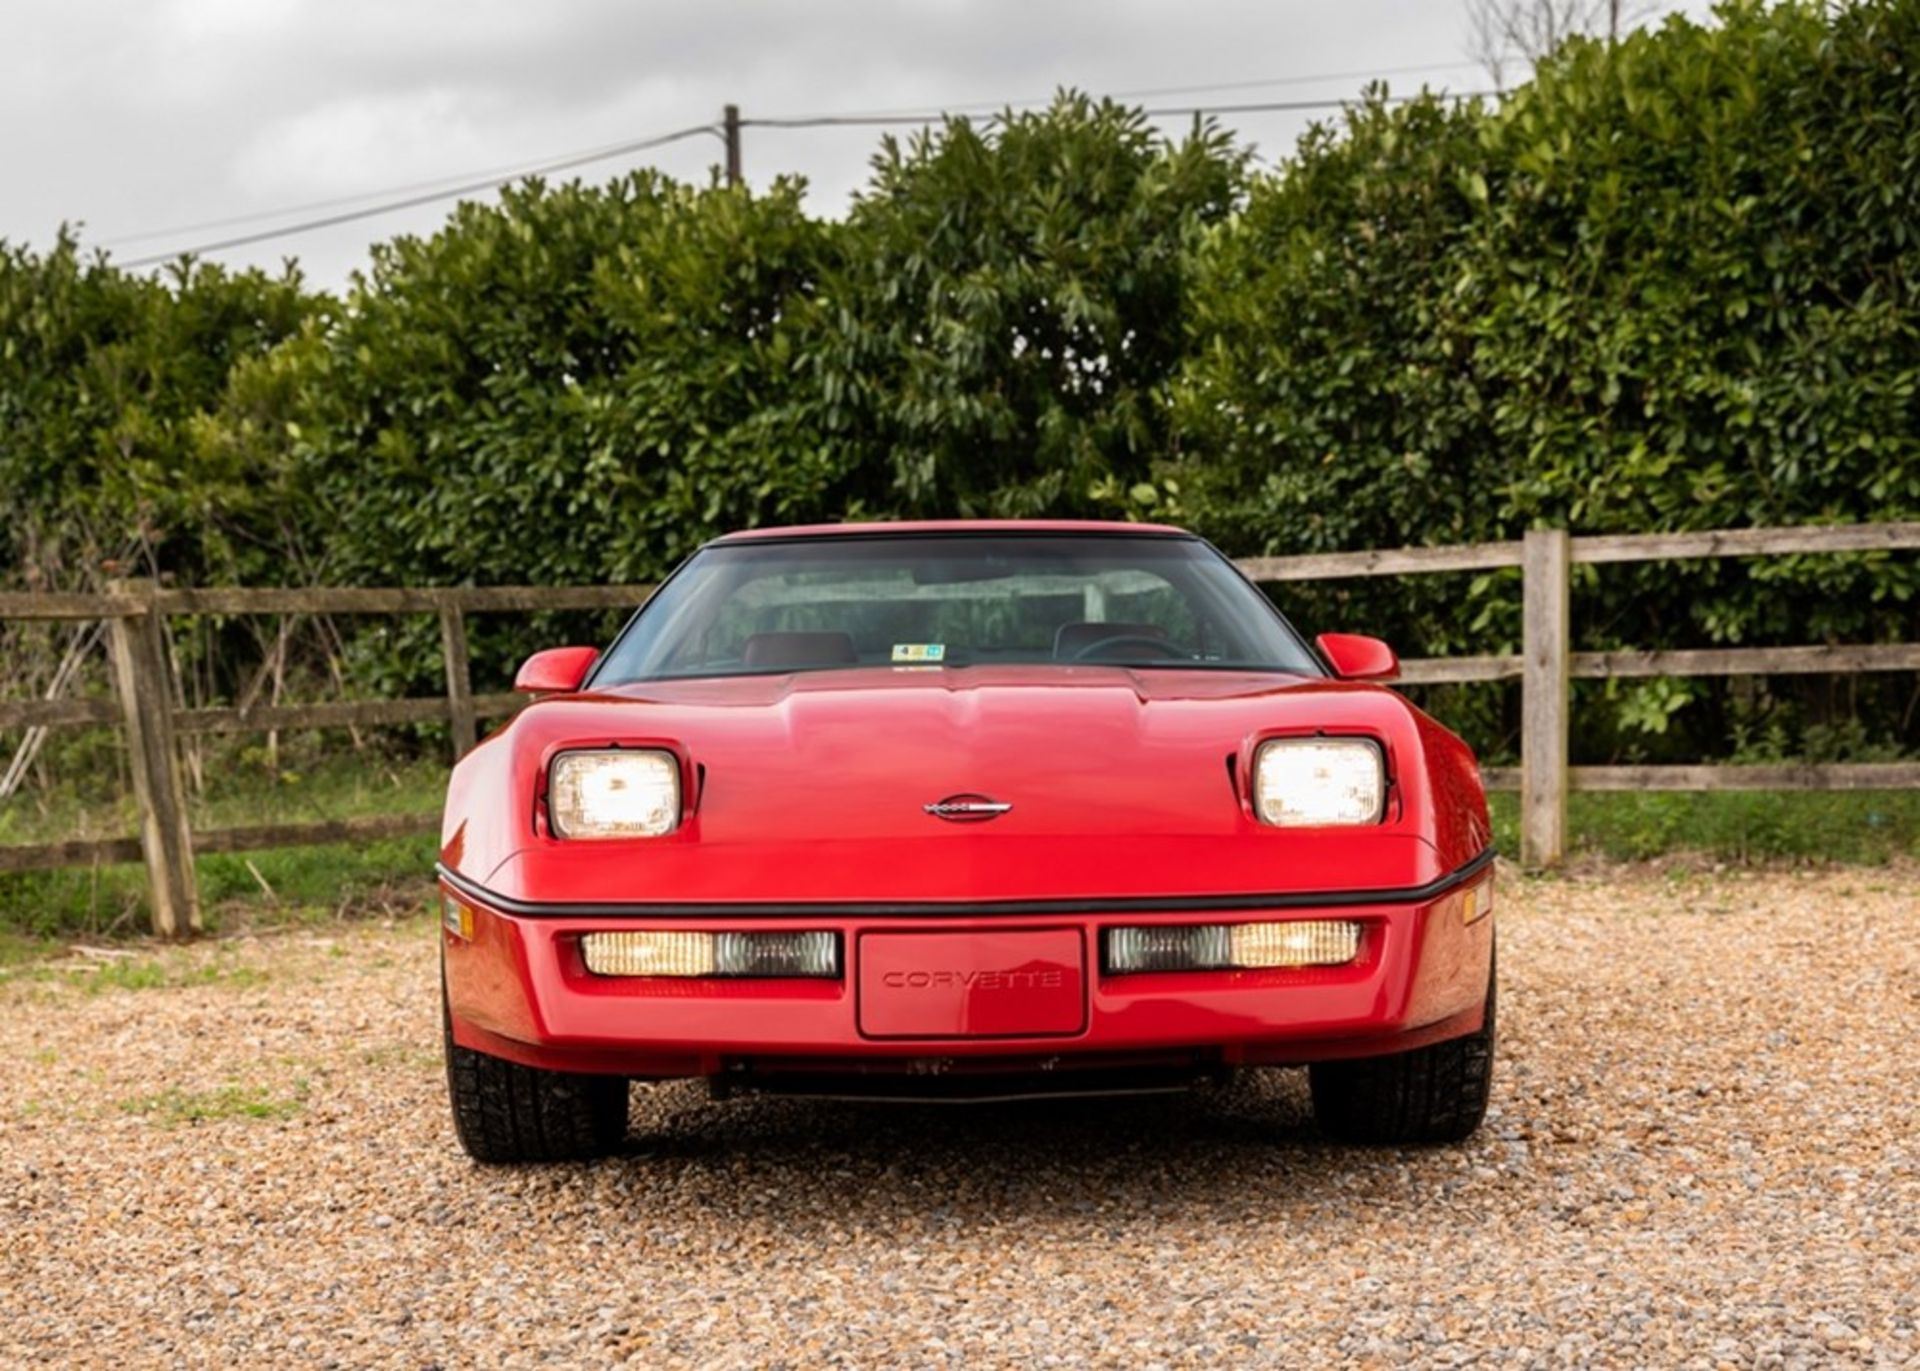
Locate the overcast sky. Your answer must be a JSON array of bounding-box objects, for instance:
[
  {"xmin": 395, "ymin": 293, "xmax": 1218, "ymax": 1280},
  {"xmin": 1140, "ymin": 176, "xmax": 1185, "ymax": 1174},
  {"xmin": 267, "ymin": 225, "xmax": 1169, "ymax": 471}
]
[{"xmin": 2, "ymin": 0, "xmax": 1708, "ymax": 290}]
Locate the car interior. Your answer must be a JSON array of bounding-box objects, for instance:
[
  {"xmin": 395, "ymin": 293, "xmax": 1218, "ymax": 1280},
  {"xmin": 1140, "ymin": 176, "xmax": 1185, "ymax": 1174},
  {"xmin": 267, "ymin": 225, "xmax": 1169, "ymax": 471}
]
[
  {"xmin": 739, "ymin": 630, "xmax": 860, "ymax": 670},
  {"xmin": 732, "ymin": 621, "xmax": 1186, "ymax": 671}
]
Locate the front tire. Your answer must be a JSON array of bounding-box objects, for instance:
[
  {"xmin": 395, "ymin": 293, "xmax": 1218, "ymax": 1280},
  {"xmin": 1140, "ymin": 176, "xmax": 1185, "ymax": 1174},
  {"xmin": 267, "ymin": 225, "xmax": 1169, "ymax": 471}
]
[
  {"xmin": 443, "ymin": 987, "xmax": 628, "ymax": 1163},
  {"xmin": 1309, "ymin": 958, "xmax": 1495, "ymax": 1145}
]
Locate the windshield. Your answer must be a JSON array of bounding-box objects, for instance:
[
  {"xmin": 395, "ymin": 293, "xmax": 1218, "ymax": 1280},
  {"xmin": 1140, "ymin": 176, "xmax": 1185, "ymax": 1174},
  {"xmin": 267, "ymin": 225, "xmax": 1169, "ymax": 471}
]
[{"xmin": 592, "ymin": 533, "xmax": 1323, "ymax": 683}]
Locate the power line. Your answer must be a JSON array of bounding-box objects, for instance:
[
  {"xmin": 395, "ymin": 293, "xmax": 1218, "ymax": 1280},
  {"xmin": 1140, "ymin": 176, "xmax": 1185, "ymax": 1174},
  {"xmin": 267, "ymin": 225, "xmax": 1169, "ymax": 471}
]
[
  {"xmin": 1093, "ymin": 59, "xmax": 1486, "ymax": 102},
  {"xmin": 748, "ymin": 60, "xmax": 1487, "ymax": 122},
  {"xmin": 111, "ymin": 66, "xmax": 1493, "ymax": 268},
  {"xmin": 1142, "ymin": 90, "xmax": 1494, "ymax": 118},
  {"xmin": 116, "ymin": 123, "xmax": 720, "ymax": 269},
  {"xmin": 107, "ymin": 63, "xmax": 1486, "ymax": 256},
  {"xmin": 745, "ymin": 89, "xmax": 1490, "ymax": 129},
  {"xmin": 101, "ymin": 128, "xmax": 728, "ymax": 248}
]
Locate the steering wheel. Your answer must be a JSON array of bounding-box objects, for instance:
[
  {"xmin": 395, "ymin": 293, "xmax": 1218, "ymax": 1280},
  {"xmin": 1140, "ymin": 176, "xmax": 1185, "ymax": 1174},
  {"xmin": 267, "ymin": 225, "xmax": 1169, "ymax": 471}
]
[{"xmin": 1069, "ymin": 634, "xmax": 1188, "ymax": 663}]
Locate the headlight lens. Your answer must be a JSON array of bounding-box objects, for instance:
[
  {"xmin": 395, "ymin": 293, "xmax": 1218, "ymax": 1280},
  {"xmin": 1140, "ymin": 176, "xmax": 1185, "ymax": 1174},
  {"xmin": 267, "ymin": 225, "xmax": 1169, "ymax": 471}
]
[
  {"xmin": 549, "ymin": 749, "xmax": 681, "ymax": 838},
  {"xmin": 1253, "ymin": 738, "xmax": 1385, "ymax": 827}
]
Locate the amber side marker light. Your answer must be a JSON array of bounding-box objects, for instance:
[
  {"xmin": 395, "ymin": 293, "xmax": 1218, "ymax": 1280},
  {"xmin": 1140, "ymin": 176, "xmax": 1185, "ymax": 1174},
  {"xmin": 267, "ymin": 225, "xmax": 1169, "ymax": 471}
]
[
  {"xmin": 581, "ymin": 930, "xmax": 839, "ymax": 979},
  {"xmin": 1462, "ymin": 877, "xmax": 1494, "ymax": 925},
  {"xmin": 1105, "ymin": 920, "xmax": 1362, "ymax": 974},
  {"xmin": 440, "ymin": 894, "xmax": 474, "ymax": 941}
]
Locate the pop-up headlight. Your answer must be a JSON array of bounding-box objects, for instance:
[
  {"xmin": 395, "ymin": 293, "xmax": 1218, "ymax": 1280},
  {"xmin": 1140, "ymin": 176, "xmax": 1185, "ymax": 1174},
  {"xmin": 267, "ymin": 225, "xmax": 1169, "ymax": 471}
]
[
  {"xmin": 1252, "ymin": 738, "xmax": 1385, "ymax": 827},
  {"xmin": 548, "ymin": 749, "xmax": 681, "ymax": 839}
]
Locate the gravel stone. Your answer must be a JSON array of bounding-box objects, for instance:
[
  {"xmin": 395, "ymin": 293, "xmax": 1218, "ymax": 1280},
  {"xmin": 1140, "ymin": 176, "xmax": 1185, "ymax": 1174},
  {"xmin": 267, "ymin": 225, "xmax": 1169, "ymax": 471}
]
[{"xmin": 1, "ymin": 863, "xmax": 1915, "ymax": 1366}]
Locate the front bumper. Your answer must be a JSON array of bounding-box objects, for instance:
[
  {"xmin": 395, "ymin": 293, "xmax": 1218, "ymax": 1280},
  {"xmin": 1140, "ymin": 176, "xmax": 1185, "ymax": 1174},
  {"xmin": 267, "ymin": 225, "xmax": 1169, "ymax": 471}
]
[{"xmin": 439, "ymin": 858, "xmax": 1495, "ymax": 1078}]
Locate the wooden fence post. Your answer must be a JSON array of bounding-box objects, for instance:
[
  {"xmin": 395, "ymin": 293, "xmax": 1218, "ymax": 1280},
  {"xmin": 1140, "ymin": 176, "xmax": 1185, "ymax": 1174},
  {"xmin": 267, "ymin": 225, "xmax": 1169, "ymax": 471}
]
[
  {"xmin": 1521, "ymin": 529, "xmax": 1571, "ymax": 869},
  {"xmin": 439, "ymin": 601, "xmax": 477, "ymax": 760},
  {"xmin": 105, "ymin": 579, "xmax": 201, "ymax": 936}
]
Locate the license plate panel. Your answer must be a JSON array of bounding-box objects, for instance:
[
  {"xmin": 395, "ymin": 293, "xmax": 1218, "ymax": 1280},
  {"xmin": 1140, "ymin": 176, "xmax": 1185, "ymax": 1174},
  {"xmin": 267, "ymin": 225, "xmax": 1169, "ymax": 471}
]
[{"xmin": 857, "ymin": 929, "xmax": 1086, "ymax": 1039}]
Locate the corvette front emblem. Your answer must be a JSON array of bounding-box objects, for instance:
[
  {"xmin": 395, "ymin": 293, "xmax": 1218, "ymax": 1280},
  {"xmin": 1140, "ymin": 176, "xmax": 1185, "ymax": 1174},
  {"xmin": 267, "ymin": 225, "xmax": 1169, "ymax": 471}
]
[{"xmin": 924, "ymin": 794, "xmax": 1013, "ymax": 823}]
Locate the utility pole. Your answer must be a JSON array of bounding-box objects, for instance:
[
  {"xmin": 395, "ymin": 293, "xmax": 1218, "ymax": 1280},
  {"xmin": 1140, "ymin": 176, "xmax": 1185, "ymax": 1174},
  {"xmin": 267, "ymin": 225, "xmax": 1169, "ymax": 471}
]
[{"xmin": 723, "ymin": 104, "xmax": 742, "ymax": 188}]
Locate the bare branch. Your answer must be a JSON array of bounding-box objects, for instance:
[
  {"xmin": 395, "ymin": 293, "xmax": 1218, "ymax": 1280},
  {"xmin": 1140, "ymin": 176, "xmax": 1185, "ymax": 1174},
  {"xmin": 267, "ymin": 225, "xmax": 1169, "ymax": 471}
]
[{"xmin": 1465, "ymin": 0, "xmax": 1665, "ymax": 85}]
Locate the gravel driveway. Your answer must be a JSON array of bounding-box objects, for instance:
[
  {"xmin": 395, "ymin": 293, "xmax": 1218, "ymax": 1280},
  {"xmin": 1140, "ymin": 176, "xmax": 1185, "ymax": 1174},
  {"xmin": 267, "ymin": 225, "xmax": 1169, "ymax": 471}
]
[{"xmin": 2, "ymin": 864, "xmax": 1915, "ymax": 1367}]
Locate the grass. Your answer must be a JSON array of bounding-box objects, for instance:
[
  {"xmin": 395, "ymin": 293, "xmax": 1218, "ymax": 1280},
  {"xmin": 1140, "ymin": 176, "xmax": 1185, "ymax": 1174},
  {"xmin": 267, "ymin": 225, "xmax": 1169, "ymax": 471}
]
[
  {"xmin": 0, "ymin": 747, "xmax": 445, "ymax": 845},
  {"xmin": 357, "ymin": 1042, "xmax": 443, "ymax": 1073},
  {"xmin": 0, "ymin": 926, "xmax": 63, "ymax": 968},
  {"xmin": 118, "ymin": 1081, "xmax": 308, "ymax": 1125},
  {"xmin": 0, "ymin": 834, "xmax": 439, "ymax": 943},
  {"xmin": 0, "ymin": 747, "xmax": 443, "ymax": 941},
  {"xmin": 1488, "ymin": 789, "xmax": 1920, "ymax": 865},
  {"xmin": 78, "ymin": 959, "xmax": 270, "ymax": 994},
  {"xmin": 0, "ymin": 946, "xmax": 278, "ymax": 992}
]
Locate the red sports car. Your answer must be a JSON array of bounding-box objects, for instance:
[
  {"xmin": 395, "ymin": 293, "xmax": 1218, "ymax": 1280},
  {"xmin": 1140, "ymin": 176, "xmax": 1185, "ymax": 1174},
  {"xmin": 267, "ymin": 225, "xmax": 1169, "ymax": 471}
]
[{"xmin": 438, "ymin": 521, "xmax": 1496, "ymax": 1161}]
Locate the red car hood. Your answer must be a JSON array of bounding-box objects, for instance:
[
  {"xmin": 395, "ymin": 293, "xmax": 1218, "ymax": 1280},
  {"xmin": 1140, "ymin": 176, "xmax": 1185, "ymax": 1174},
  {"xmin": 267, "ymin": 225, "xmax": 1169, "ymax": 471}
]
[{"xmin": 447, "ymin": 666, "xmax": 1465, "ymax": 906}]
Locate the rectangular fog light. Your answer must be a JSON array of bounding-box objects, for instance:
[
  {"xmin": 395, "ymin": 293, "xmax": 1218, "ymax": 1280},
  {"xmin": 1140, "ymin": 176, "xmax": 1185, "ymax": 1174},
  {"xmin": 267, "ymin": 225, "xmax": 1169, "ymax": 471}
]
[
  {"xmin": 580, "ymin": 930, "xmax": 839, "ymax": 979},
  {"xmin": 1105, "ymin": 920, "xmax": 1361, "ymax": 974},
  {"xmin": 1228, "ymin": 920, "xmax": 1361, "ymax": 968}
]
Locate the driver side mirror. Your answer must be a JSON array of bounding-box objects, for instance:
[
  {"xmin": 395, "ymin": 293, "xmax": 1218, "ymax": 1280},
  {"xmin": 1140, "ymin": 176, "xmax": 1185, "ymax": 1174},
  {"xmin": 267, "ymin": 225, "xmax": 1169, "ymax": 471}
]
[
  {"xmin": 1316, "ymin": 632, "xmax": 1399, "ymax": 682},
  {"xmin": 514, "ymin": 646, "xmax": 599, "ymax": 694}
]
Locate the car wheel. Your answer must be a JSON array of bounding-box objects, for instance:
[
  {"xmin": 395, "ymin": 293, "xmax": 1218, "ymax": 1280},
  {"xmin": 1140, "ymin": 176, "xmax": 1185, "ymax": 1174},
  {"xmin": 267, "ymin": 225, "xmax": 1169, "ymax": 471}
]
[
  {"xmin": 1308, "ymin": 953, "xmax": 1495, "ymax": 1146},
  {"xmin": 442, "ymin": 983, "xmax": 628, "ymax": 1163}
]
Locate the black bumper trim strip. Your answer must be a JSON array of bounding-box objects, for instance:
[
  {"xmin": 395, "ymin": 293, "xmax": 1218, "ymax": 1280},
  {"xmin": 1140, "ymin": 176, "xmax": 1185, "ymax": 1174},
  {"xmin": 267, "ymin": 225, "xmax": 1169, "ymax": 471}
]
[{"xmin": 434, "ymin": 845, "xmax": 1496, "ymax": 921}]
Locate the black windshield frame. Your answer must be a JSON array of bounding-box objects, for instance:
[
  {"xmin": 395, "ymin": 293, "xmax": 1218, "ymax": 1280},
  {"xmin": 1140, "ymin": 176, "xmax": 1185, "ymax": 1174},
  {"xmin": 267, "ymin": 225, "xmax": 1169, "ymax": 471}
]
[{"xmin": 588, "ymin": 531, "xmax": 1325, "ymax": 685}]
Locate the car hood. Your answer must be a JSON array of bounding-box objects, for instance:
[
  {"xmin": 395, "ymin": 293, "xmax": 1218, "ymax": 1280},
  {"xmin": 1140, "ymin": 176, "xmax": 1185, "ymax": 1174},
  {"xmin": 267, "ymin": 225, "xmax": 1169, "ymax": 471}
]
[{"xmin": 449, "ymin": 666, "xmax": 1462, "ymax": 905}]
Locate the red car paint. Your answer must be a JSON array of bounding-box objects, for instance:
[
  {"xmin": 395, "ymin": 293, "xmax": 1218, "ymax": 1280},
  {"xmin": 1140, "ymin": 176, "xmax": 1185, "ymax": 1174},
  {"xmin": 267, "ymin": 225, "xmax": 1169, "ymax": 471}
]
[{"xmin": 439, "ymin": 522, "xmax": 1494, "ymax": 1087}]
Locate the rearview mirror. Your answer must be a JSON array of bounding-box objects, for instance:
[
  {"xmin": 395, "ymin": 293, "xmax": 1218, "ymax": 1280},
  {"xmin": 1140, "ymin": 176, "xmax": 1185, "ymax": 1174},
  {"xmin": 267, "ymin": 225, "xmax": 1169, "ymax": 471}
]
[
  {"xmin": 1315, "ymin": 632, "xmax": 1399, "ymax": 682},
  {"xmin": 514, "ymin": 646, "xmax": 599, "ymax": 694}
]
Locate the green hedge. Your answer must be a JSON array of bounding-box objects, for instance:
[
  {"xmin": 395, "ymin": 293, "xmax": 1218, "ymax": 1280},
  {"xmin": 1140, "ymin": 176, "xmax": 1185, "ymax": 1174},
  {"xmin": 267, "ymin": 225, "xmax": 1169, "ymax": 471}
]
[
  {"xmin": 1, "ymin": 2, "xmax": 1915, "ymax": 763},
  {"xmin": 1173, "ymin": 1, "xmax": 1920, "ymax": 759}
]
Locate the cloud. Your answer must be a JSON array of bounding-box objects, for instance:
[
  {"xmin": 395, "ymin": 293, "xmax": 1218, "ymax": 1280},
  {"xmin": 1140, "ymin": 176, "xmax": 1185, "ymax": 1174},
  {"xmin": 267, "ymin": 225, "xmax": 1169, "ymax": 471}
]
[
  {"xmin": 2, "ymin": 0, "xmax": 1714, "ymax": 287},
  {"xmin": 161, "ymin": 0, "xmax": 305, "ymax": 42},
  {"xmin": 232, "ymin": 88, "xmax": 500, "ymax": 197}
]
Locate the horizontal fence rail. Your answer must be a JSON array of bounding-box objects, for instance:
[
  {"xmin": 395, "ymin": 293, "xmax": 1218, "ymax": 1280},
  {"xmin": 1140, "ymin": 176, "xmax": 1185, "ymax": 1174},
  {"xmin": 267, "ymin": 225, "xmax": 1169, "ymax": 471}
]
[
  {"xmin": 0, "ymin": 583, "xmax": 661, "ymax": 622},
  {"xmin": 0, "ymin": 813, "xmax": 440, "ymax": 874},
  {"xmin": 1, "ymin": 521, "xmax": 1916, "ymax": 933},
  {"xmin": 1396, "ymin": 643, "xmax": 1920, "ymax": 685},
  {"xmin": 1479, "ymin": 763, "xmax": 1920, "ymax": 793}
]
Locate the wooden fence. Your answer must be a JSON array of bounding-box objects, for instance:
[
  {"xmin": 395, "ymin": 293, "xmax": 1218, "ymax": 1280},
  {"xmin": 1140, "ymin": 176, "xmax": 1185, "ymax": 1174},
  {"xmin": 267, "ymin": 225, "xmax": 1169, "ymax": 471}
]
[{"xmin": 2, "ymin": 521, "xmax": 1917, "ymax": 935}]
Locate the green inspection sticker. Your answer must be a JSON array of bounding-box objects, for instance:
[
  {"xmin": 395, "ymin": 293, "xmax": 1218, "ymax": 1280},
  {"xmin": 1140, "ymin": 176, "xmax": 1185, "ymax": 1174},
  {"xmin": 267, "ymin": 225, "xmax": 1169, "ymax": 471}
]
[{"xmin": 891, "ymin": 643, "xmax": 947, "ymax": 663}]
